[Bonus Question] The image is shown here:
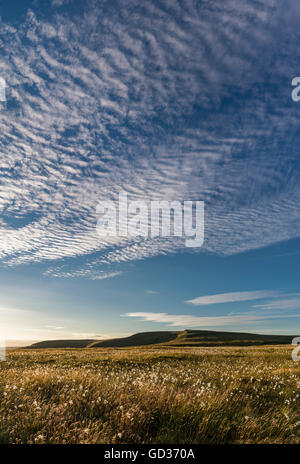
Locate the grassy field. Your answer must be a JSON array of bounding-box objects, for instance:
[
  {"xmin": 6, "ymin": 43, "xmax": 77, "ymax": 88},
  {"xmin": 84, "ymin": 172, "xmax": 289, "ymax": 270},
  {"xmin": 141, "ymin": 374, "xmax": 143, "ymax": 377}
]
[{"xmin": 0, "ymin": 345, "xmax": 299, "ymax": 444}]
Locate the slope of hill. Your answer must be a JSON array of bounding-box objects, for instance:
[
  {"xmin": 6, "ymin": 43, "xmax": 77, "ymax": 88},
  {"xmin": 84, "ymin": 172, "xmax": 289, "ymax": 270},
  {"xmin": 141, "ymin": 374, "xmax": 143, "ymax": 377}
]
[
  {"xmin": 166, "ymin": 329, "xmax": 293, "ymax": 346},
  {"xmin": 27, "ymin": 329, "xmax": 295, "ymax": 349},
  {"xmin": 28, "ymin": 339, "xmax": 95, "ymax": 349},
  {"xmin": 90, "ymin": 331, "xmax": 178, "ymax": 348}
]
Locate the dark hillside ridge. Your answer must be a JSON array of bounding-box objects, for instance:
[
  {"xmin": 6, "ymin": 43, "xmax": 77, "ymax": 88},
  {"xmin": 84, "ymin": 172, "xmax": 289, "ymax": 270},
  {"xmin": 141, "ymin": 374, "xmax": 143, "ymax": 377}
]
[
  {"xmin": 166, "ymin": 329, "xmax": 294, "ymax": 346},
  {"xmin": 90, "ymin": 331, "xmax": 178, "ymax": 347},
  {"xmin": 27, "ymin": 329, "xmax": 295, "ymax": 349},
  {"xmin": 28, "ymin": 339, "xmax": 96, "ymax": 349}
]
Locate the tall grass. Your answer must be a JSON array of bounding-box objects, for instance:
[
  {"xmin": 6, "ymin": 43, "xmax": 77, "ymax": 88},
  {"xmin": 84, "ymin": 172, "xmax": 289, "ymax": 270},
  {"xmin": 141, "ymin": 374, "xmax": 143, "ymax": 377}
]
[{"xmin": 0, "ymin": 346, "xmax": 299, "ymax": 443}]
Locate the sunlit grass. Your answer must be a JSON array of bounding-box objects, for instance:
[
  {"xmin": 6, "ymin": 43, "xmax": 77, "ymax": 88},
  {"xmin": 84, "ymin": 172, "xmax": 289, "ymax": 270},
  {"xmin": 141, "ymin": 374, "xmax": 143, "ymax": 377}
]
[{"xmin": 0, "ymin": 346, "xmax": 299, "ymax": 443}]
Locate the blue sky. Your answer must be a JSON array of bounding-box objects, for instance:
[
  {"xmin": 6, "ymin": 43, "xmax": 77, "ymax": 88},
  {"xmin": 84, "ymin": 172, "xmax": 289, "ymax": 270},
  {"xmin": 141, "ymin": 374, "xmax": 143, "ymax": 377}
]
[{"xmin": 1, "ymin": 0, "xmax": 300, "ymax": 342}]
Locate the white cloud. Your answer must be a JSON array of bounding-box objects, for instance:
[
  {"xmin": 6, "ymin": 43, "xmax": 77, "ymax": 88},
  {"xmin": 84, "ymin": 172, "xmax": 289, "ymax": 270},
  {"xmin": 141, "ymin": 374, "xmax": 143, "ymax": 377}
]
[
  {"xmin": 70, "ymin": 333, "xmax": 104, "ymax": 339},
  {"xmin": 1, "ymin": 1, "xmax": 300, "ymax": 278},
  {"xmin": 253, "ymin": 297, "xmax": 300, "ymax": 310},
  {"xmin": 123, "ymin": 311, "xmax": 300, "ymax": 328},
  {"xmin": 45, "ymin": 325, "xmax": 64, "ymax": 330},
  {"xmin": 146, "ymin": 290, "xmax": 159, "ymax": 294},
  {"xmin": 45, "ymin": 266, "xmax": 124, "ymax": 280},
  {"xmin": 186, "ymin": 290, "xmax": 279, "ymax": 306}
]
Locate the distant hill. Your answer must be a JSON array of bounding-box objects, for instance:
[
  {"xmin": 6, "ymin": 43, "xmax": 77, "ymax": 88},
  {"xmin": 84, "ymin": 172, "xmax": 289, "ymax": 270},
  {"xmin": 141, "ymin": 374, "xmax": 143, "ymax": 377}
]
[
  {"xmin": 28, "ymin": 339, "xmax": 96, "ymax": 349},
  {"xmin": 165, "ymin": 329, "xmax": 294, "ymax": 346},
  {"xmin": 26, "ymin": 329, "xmax": 295, "ymax": 349},
  {"xmin": 90, "ymin": 331, "xmax": 178, "ymax": 347}
]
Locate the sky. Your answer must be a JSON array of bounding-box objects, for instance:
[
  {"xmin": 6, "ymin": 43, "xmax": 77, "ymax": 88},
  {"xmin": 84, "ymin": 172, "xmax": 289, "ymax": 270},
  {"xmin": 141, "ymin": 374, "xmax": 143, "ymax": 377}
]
[{"xmin": 1, "ymin": 0, "xmax": 300, "ymax": 343}]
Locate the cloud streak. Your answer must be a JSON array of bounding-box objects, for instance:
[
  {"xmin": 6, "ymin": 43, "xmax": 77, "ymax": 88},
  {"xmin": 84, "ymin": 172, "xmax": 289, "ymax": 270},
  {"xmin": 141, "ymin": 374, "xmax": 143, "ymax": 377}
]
[
  {"xmin": 253, "ymin": 297, "xmax": 300, "ymax": 310},
  {"xmin": 124, "ymin": 311, "xmax": 300, "ymax": 328},
  {"xmin": 186, "ymin": 290, "xmax": 279, "ymax": 306}
]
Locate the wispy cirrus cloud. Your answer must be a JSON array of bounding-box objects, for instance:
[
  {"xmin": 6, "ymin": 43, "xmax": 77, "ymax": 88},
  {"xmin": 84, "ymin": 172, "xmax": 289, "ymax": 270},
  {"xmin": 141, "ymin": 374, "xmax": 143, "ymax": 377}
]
[
  {"xmin": 1, "ymin": 0, "xmax": 300, "ymax": 278},
  {"xmin": 44, "ymin": 265, "xmax": 124, "ymax": 280},
  {"xmin": 123, "ymin": 311, "xmax": 300, "ymax": 328},
  {"xmin": 186, "ymin": 290, "xmax": 279, "ymax": 306},
  {"xmin": 45, "ymin": 325, "xmax": 64, "ymax": 330},
  {"xmin": 253, "ymin": 297, "xmax": 300, "ymax": 310}
]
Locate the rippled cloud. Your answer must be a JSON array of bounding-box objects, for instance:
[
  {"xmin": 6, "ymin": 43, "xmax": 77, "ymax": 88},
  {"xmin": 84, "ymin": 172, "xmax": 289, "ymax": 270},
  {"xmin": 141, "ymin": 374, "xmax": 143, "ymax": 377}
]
[{"xmin": 1, "ymin": 0, "xmax": 300, "ymax": 278}]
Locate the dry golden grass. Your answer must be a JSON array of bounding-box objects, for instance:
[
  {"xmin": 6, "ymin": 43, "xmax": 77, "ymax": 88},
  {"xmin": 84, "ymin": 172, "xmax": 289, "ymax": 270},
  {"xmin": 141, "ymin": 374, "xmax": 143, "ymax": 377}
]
[{"xmin": 0, "ymin": 345, "xmax": 299, "ymax": 444}]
